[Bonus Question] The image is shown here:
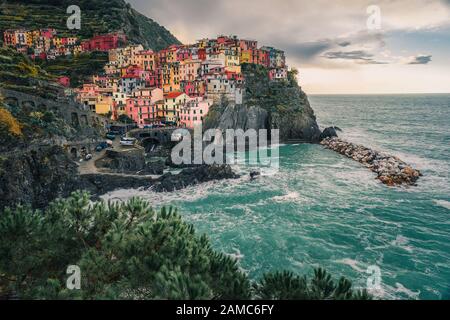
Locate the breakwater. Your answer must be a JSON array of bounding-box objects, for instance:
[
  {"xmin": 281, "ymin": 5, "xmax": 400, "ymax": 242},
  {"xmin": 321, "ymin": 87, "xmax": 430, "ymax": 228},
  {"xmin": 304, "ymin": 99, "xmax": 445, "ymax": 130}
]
[{"xmin": 321, "ymin": 137, "xmax": 422, "ymax": 186}]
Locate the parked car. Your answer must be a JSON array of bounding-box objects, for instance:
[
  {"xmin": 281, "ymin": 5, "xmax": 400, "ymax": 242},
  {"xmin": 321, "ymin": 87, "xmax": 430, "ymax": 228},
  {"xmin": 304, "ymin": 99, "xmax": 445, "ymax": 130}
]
[
  {"xmin": 120, "ymin": 137, "xmax": 136, "ymax": 146},
  {"xmin": 95, "ymin": 141, "xmax": 109, "ymax": 152},
  {"xmin": 106, "ymin": 133, "xmax": 116, "ymax": 140}
]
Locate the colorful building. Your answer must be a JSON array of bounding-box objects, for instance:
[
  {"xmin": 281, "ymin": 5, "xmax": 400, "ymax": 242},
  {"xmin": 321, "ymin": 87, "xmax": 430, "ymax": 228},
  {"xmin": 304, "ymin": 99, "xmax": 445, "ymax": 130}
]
[
  {"xmin": 81, "ymin": 32, "xmax": 127, "ymax": 52},
  {"xmin": 179, "ymin": 97, "xmax": 213, "ymax": 128}
]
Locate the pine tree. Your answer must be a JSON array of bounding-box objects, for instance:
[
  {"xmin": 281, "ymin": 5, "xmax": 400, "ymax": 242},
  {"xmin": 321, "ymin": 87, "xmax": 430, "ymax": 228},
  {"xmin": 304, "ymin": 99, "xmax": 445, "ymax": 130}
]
[{"xmin": 0, "ymin": 192, "xmax": 371, "ymax": 300}]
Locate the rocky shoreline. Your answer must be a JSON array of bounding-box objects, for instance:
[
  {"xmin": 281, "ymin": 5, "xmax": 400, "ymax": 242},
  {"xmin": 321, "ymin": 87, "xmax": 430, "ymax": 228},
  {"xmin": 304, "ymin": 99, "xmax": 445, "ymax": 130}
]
[
  {"xmin": 80, "ymin": 164, "xmax": 239, "ymax": 198},
  {"xmin": 321, "ymin": 137, "xmax": 422, "ymax": 186}
]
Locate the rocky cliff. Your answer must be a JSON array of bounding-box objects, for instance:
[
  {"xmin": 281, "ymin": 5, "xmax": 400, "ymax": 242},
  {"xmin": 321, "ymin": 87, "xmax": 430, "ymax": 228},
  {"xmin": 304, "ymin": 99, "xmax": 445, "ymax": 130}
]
[
  {"xmin": 204, "ymin": 64, "xmax": 322, "ymax": 142},
  {"xmin": 0, "ymin": 146, "xmax": 81, "ymax": 209}
]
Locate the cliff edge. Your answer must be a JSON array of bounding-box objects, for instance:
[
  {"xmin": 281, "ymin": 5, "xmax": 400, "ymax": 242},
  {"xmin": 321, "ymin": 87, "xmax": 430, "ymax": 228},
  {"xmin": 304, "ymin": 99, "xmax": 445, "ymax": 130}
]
[{"xmin": 204, "ymin": 64, "xmax": 322, "ymax": 142}]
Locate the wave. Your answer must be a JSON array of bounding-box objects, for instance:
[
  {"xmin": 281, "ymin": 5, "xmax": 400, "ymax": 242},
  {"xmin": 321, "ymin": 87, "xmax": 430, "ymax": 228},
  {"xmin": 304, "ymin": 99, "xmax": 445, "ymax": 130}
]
[{"xmin": 434, "ymin": 199, "xmax": 450, "ymax": 210}]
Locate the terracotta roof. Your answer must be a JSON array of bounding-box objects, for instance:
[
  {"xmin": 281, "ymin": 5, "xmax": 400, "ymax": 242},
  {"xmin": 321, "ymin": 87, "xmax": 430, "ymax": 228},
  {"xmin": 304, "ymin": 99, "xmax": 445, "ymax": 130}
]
[
  {"xmin": 122, "ymin": 74, "xmax": 140, "ymax": 79},
  {"xmin": 165, "ymin": 92, "xmax": 184, "ymax": 99}
]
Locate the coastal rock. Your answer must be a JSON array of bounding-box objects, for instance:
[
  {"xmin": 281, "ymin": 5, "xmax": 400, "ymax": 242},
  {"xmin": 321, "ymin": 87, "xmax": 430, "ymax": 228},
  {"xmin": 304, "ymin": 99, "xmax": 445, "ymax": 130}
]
[
  {"xmin": 320, "ymin": 127, "xmax": 339, "ymax": 140},
  {"xmin": 79, "ymin": 164, "xmax": 239, "ymax": 196},
  {"xmin": 152, "ymin": 164, "xmax": 239, "ymax": 192},
  {"xmin": 321, "ymin": 137, "xmax": 422, "ymax": 186},
  {"xmin": 0, "ymin": 146, "xmax": 81, "ymax": 210},
  {"xmin": 250, "ymin": 170, "xmax": 261, "ymax": 179},
  {"xmin": 203, "ymin": 64, "xmax": 321, "ymax": 143},
  {"xmin": 96, "ymin": 149, "xmax": 164, "ymax": 175}
]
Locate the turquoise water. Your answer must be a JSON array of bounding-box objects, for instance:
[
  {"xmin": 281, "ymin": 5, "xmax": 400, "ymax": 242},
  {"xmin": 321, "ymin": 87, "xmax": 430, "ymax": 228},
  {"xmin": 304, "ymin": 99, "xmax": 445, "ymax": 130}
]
[{"xmin": 104, "ymin": 94, "xmax": 450, "ymax": 300}]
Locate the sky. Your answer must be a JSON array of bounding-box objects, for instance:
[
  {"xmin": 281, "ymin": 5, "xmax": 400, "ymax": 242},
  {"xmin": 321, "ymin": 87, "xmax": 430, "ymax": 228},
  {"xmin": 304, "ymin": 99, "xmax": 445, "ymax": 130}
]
[{"xmin": 127, "ymin": 0, "xmax": 450, "ymax": 94}]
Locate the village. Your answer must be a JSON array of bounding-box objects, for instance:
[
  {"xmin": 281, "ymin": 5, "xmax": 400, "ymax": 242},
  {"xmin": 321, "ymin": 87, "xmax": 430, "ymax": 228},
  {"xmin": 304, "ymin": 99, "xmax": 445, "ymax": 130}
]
[{"xmin": 3, "ymin": 29, "xmax": 289, "ymax": 129}]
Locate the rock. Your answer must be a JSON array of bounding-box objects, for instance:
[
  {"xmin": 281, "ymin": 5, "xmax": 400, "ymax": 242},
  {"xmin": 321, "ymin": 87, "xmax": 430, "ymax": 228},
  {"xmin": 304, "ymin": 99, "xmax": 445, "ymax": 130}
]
[
  {"xmin": 152, "ymin": 164, "xmax": 239, "ymax": 192},
  {"xmin": 320, "ymin": 127, "xmax": 338, "ymax": 141},
  {"xmin": 96, "ymin": 149, "xmax": 164, "ymax": 175},
  {"xmin": 203, "ymin": 64, "xmax": 321, "ymax": 143},
  {"xmin": 0, "ymin": 146, "xmax": 81, "ymax": 210},
  {"xmin": 250, "ymin": 170, "xmax": 261, "ymax": 179},
  {"xmin": 321, "ymin": 137, "xmax": 421, "ymax": 187}
]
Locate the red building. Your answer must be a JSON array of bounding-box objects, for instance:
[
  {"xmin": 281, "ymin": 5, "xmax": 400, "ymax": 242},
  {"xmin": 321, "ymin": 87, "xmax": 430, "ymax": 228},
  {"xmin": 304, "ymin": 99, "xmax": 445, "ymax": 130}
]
[
  {"xmin": 81, "ymin": 32, "xmax": 127, "ymax": 52},
  {"xmin": 40, "ymin": 28, "xmax": 56, "ymax": 39},
  {"xmin": 3, "ymin": 30, "xmax": 16, "ymax": 46},
  {"xmin": 58, "ymin": 76, "xmax": 71, "ymax": 87},
  {"xmin": 197, "ymin": 48, "xmax": 207, "ymax": 61}
]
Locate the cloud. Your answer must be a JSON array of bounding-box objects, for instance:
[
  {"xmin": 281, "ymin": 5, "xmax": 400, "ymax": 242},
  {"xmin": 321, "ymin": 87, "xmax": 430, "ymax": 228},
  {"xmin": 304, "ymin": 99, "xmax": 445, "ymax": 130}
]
[
  {"xmin": 407, "ymin": 55, "xmax": 432, "ymax": 64},
  {"xmin": 322, "ymin": 50, "xmax": 389, "ymax": 64},
  {"xmin": 338, "ymin": 41, "xmax": 351, "ymax": 47}
]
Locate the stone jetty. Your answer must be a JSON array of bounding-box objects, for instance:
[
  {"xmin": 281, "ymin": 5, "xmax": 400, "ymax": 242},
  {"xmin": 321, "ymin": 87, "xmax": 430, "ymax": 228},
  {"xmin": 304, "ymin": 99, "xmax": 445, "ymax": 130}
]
[{"xmin": 321, "ymin": 137, "xmax": 422, "ymax": 186}]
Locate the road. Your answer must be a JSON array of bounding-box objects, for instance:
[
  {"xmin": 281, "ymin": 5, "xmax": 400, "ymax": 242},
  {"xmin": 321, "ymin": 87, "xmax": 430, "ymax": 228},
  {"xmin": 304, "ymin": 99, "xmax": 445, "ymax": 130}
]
[{"xmin": 77, "ymin": 138, "xmax": 154, "ymax": 177}]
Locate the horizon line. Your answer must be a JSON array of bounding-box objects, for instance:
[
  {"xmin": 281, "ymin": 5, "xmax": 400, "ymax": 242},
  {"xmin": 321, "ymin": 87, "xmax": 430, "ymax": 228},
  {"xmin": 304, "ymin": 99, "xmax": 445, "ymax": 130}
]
[{"xmin": 307, "ymin": 92, "xmax": 450, "ymax": 95}]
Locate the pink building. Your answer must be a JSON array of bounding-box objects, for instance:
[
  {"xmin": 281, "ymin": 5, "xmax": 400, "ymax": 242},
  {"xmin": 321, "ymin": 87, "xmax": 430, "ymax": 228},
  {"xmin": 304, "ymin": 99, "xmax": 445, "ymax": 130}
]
[
  {"xmin": 179, "ymin": 97, "xmax": 212, "ymax": 129},
  {"xmin": 40, "ymin": 28, "xmax": 56, "ymax": 39},
  {"xmin": 58, "ymin": 76, "xmax": 70, "ymax": 87},
  {"xmin": 177, "ymin": 47, "xmax": 191, "ymax": 61},
  {"xmin": 126, "ymin": 88, "xmax": 163, "ymax": 126}
]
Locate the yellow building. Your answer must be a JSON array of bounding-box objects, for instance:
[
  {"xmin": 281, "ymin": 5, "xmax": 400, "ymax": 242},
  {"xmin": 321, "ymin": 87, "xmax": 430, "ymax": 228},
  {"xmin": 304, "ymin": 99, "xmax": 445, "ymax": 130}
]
[
  {"xmin": 52, "ymin": 37, "xmax": 63, "ymax": 47},
  {"xmin": 240, "ymin": 50, "xmax": 252, "ymax": 64},
  {"xmin": 162, "ymin": 62, "xmax": 181, "ymax": 94},
  {"xmin": 95, "ymin": 95, "xmax": 113, "ymax": 115},
  {"xmin": 134, "ymin": 50, "xmax": 156, "ymax": 71}
]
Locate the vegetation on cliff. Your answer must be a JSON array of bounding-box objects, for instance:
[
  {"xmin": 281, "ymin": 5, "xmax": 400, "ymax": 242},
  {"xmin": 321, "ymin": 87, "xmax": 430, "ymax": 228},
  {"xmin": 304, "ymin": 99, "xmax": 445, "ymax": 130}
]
[
  {"xmin": 204, "ymin": 63, "xmax": 321, "ymax": 142},
  {"xmin": 0, "ymin": 47, "xmax": 57, "ymax": 96},
  {"xmin": 35, "ymin": 51, "xmax": 108, "ymax": 87},
  {"xmin": 0, "ymin": 192, "xmax": 371, "ymax": 300}
]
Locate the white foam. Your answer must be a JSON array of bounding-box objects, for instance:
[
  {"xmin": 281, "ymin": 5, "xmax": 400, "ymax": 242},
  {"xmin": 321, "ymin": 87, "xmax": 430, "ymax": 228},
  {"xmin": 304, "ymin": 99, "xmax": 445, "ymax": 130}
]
[
  {"xmin": 391, "ymin": 235, "xmax": 414, "ymax": 253},
  {"xmin": 434, "ymin": 199, "xmax": 450, "ymax": 210},
  {"xmin": 335, "ymin": 258, "xmax": 365, "ymax": 273},
  {"xmin": 271, "ymin": 192, "xmax": 302, "ymax": 203}
]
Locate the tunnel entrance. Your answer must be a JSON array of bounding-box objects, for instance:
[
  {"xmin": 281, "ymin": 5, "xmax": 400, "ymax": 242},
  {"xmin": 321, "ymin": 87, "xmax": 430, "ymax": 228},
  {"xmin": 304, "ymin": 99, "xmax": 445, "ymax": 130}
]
[
  {"xmin": 70, "ymin": 147, "xmax": 78, "ymax": 159},
  {"xmin": 142, "ymin": 138, "xmax": 161, "ymax": 153}
]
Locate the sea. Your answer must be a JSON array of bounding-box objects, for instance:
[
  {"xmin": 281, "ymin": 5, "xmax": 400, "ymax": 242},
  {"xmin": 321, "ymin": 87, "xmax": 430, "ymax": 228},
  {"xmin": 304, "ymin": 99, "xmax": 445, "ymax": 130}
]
[{"xmin": 103, "ymin": 94, "xmax": 450, "ymax": 300}]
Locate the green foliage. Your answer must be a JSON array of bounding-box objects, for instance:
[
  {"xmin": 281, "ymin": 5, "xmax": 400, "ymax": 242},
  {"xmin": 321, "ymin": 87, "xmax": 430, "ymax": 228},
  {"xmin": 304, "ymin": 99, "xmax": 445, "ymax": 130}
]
[
  {"xmin": 254, "ymin": 269, "xmax": 371, "ymax": 300},
  {"xmin": 0, "ymin": 192, "xmax": 251, "ymax": 299},
  {"xmin": 36, "ymin": 51, "xmax": 108, "ymax": 87},
  {"xmin": 0, "ymin": 192, "xmax": 372, "ymax": 300},
  {"xmin": 0, "ymin": 47, "xmax": 54, "ymax": 87},
  {"xmin": 240, "ymin": 63, "xmax": 303, "ymax": 114}
]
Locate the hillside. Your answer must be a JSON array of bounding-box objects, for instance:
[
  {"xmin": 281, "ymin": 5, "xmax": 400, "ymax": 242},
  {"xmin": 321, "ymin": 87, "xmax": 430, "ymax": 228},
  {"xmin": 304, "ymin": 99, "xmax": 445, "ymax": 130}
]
[
  {"xmin": 0, "ymin": 0, "xmax": 181, "ymax": 50},
  {"xmin": 0, "ymin": 46, "xmax": 58, "ymax": 96}
]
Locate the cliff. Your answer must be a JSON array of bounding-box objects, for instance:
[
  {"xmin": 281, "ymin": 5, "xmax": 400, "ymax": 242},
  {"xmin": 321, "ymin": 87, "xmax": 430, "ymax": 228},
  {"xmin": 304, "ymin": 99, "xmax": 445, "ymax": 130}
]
[
  {"xmin": 0, "ymin": 145, "xmax": 81, "ymax": 209},
  {"xmin": 203, "ymin": 64, "xmax": 322, "ymax": 142}
]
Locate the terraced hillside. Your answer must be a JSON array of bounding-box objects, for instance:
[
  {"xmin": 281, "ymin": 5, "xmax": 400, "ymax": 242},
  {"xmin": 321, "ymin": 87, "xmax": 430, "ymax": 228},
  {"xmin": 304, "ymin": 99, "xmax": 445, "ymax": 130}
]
[{"xmin": 0, "ymin": 0, "xmax": 181, "ymax": 50}]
